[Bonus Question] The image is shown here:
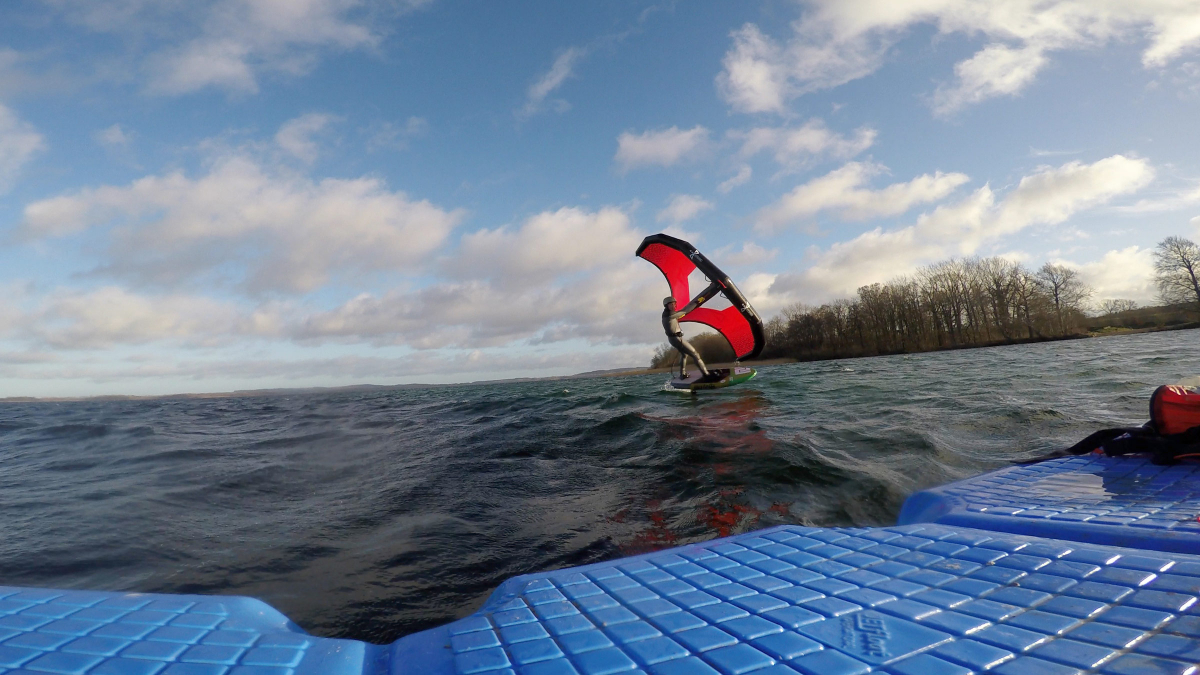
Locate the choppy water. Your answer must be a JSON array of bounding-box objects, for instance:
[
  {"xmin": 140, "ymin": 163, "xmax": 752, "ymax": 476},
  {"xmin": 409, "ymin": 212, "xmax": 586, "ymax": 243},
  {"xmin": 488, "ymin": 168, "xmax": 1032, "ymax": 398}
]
[{"xmin": 1, "ymin": 330, "xmax": 1198, "ymax": 644}]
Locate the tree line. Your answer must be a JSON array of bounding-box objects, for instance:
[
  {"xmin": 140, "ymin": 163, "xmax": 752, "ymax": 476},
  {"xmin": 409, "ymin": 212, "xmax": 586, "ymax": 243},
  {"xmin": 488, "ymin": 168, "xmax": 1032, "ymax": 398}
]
[
  {"xmin": 758, "ymin": 257, "xmax": 1092, "ymax": 361},
  {"xmin": 651, "ymin": 236, "xmax": 1200, "ymax": 368}
]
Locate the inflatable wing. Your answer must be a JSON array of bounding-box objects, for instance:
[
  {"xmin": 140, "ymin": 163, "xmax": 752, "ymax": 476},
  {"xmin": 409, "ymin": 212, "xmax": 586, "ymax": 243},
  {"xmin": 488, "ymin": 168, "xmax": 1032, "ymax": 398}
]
[{"xmin": 636, "ymin": 233, "xmax": 765, "ymax": 360}]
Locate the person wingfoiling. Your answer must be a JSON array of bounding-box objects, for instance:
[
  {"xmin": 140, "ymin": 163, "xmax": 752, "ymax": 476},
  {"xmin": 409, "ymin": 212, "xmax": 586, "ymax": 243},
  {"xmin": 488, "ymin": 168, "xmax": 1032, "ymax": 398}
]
[
  {"xmin": 662, "ymin": 283, "xmax": 721, "ymax": 380},
  {"xmin": 638, "ymin": 233, "xmax": 768, "ymax": 372}
]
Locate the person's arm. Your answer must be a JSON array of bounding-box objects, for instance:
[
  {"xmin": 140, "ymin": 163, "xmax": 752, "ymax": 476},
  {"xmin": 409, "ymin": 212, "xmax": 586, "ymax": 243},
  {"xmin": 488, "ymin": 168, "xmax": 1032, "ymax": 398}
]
[{"xmin": 672, "ymin": 281, "xmax": 722, "ymax": 318}]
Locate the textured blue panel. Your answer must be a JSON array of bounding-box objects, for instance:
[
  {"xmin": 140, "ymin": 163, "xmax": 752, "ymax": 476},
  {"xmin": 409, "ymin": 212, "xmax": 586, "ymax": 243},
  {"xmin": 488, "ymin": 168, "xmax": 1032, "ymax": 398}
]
[
  {"xmin": 389, "ymin": 523, "xmax": 1200, "ymax": 674},
  {"xmin": 0, "ymin": 587, "xmax": 375, "ymax": 675},
  {"xmin": 6, "ymin": 523, "xmax": 1200, "ymax": 673},
  {"xmin": 899, "ymin": 455, "xmax": 1200, "ymax": 554}
]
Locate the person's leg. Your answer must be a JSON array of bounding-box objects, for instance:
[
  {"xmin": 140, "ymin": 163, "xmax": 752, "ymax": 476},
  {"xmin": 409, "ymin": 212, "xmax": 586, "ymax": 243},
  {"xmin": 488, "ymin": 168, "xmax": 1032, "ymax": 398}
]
[{"xmin": 678, "ymin": 340, "xmax": 709, "ymax": 377}]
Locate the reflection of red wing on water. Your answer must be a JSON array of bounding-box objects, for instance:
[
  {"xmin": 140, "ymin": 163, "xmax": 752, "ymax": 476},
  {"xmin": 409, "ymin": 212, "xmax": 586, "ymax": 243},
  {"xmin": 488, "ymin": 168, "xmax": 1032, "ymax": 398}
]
[
  {"xmin": 615, "ymin": 399, "xmax": 796, "ymax": 553},
  {"xmin": 636, "ymin": 234, "xmax": 765, "ymax": 360}
]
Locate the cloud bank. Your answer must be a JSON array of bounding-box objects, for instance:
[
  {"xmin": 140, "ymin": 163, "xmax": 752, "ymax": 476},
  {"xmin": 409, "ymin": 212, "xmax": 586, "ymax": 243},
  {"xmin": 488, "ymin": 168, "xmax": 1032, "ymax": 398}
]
[
  {"xmin": 755, "ymin": 162, "xmax": 970, "ymax": 233},
  {"xmin": 717, "ymin": 1, "xmax": 1200, "ymax": 115},
  {"xmin": 22, "ymin": 154, "xmax": 465, "ymax": 294},
  {"xmin": 764, "ymin": 154, "xmax": 1154, "ymax": 303}
]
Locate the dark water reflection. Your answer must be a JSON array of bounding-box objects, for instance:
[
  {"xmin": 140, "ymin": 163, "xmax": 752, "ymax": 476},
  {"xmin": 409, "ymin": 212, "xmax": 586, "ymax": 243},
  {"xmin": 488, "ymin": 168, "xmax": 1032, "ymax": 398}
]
[{"xmin": 1, "ymin": 330, "xmax": 1198, "ymax": 643}]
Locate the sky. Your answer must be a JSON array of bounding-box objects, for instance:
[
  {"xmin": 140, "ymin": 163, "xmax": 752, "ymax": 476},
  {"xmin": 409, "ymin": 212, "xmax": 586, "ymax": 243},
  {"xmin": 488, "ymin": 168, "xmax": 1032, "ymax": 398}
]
[{"xmin": 2, "ymin": 0, "xmax": 1200, "ymax": 397}]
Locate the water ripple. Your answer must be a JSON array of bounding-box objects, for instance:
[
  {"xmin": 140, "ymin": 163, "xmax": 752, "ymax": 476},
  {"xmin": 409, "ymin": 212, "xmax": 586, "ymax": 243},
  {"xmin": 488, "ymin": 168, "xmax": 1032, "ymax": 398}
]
[{"xmin": 0, "ymin": 330, "xmax": 1197, "ymax": 642}]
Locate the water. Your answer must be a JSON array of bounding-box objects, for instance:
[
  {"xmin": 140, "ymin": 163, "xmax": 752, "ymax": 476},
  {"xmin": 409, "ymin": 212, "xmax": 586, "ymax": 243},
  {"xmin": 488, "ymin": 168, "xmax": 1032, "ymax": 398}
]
[{"xmin": 1, "ymin": 330, "xmax": 1197, "ymax": 644}]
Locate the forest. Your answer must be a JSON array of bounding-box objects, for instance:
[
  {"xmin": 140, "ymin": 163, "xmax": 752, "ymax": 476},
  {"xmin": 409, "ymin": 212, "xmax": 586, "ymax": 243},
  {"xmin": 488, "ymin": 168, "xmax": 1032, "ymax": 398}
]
[{"xmin": 651, "ymin": 236, "xmax": 1200, "ymax": 368}]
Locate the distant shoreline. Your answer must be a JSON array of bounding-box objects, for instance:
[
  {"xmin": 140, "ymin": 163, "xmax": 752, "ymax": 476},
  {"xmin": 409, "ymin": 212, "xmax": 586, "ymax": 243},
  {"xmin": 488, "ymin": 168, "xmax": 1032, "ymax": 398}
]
[
  {"xmin": 2, "ymin": 325, "xmax": 1195, "ymax": 404},
  {"xmin": 746, "ymin": 322, "xmax": 1200, "ymax": 366}
]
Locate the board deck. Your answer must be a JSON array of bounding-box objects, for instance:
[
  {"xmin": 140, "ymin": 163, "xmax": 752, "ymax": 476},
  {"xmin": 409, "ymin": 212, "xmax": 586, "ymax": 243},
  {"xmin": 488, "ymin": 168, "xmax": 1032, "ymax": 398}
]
[
  {"xmin": 900, "ymin": 454, "xmax": 1200, "ymax": 554},
  {"xmin": 7, "ymin": 521, "xmax": 1200, "ymax": 674},
  {"xmin": 666, "ymin": 366, "xmax": 756, "ymax": 392}
]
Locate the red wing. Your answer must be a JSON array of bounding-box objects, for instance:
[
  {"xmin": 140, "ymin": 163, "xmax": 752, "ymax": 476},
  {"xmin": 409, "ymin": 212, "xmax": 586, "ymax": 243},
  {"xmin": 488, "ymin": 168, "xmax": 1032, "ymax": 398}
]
[
  {"xmin": 683, "ymin": 307, "xmax": 757, "ymax": 359},
  {"xmin": 637, "ymin": 242, "xmax": 695, "ymax": 308},
  {"xmin": 637, "ymin": 242, "xmax": 759, "ymax": 359}
]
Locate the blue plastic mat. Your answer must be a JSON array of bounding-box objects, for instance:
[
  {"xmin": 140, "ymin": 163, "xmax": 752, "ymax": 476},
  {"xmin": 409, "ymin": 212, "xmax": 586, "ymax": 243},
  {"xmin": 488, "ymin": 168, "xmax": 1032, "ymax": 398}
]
[
  {"xmin": 0, "ymin": 587, "xmax": 376, "ymax": 674},
  {"xmin": 899, "ymin": 455, "xmax": 1200, "ymax": 554},
  {"xmin": 7, "ymin": 522, "xmax": 1200, "ymax": 674}
]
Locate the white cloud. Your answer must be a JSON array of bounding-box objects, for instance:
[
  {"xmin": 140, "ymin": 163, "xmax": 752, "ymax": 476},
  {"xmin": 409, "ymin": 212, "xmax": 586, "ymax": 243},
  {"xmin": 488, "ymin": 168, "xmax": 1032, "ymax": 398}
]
[
  {"xmin": 449, "ymin": 206, "xmax": 640, "ymax": 286},
  {"xmin": 94, "ymin": 123, "xmax": 132, "ymax": 148},
  {"xmin": 718, "ymin": 165, "xmax": 753, "ymax": 194},
  {"xmin": 739, "ymin": 272, "xmax": 794, "ymax": 315},
  {"xmin": 0, "ymin": 103, "xmax": 45, "ymax": 193},
  {"xmin": 736, "ymin": 119, "xmax": 876, "ymax": 166},
  {"xmin": 755, "ymin": 161, "xmax": 970, "ymax": 233},
  {"xmin": 519, "ymin": 47, "xmax": 585, "ymax": 118},
  {"xmin": 1192, "ymin": 214, "xmax": 1200, "ymax": 233},
  {"xmin": 1059, "ymin": 246, "xmax": 1157, "ymax": 305},
  {"xmin": 721, "ymin": 242, "xmax": 778, "ymax": 267},
  {"xmin": 22, "ymin": 287, "xmax": 252, "ymax": 349},
  {"xmin": 144, "ymin": 0, "xmax": 400, "ymax": 95},
  {"xmin": 21, "ymin": 155, "xmax": 465, "ymax": 294},
  {"xmin": 767, "ymin": 155, "xmax": 1154, "ymax": 302},
  {"xmin": 296, "ymin": 259, "xmax": 665, "ymax": 349},
  {"xmin": 932, "ymin": 43, "xmax": 1049, "ymax": 115},
  {"xmin": 1, "ymin": 213, "xmax": 663, "ymax": 355},
  {"xmin": 615, "ymin": 125, "xmax": 709, "ymax": 171},
  {"xmin": 656, "ymin": 195, "xmax": 714, "ymax": 225},
  {"xmin": 280, "ymin": 207, "xmax": 669, "ymax": 351},
  {"xmin": 716, "ymin": 24, "xmax": 793, "ymax": 114},
  {"xmin": 1115, "ymin": 181, "xmax": 1200, "ymax": 214},
  {"xmin": 717, "ymin": 1, "xmax": 1200, "ymax": 115},
  {"xmin": 275, "ymin": 112, "xmax": 338, "ymax": 163},
  {"xmin": 990, "ymin": 156, "xmax": 1154, "ymax": 235},
  {"xmin": 9, "ymin": 182, "xmax": 689, "ymax": 362}
]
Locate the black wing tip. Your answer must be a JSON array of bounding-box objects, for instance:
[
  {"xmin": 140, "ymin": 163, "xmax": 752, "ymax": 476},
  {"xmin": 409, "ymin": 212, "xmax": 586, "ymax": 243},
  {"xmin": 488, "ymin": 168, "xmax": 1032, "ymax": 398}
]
[{"xmin": 636, "ymin": 233, "xmax": 696, "ymax": 257}]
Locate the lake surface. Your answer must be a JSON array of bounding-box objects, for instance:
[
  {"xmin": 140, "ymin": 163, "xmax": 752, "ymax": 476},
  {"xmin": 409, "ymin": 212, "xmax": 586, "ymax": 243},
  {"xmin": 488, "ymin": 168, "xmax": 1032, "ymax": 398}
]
[{"xmin": 1, "ymin": 329, "xmax": 1197, "ymax": 644}]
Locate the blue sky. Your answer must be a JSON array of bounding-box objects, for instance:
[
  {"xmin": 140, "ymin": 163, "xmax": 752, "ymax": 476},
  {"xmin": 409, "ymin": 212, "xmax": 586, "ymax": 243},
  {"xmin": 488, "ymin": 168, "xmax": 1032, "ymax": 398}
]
[{"xmin": 2, "ymin": 0, "xmax": 1200, "ymax": 396}]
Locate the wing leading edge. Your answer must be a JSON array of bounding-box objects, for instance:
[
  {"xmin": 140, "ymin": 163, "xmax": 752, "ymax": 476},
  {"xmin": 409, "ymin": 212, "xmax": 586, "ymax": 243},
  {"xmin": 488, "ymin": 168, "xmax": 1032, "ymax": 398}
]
[{"xmin": 636, "ymin": 233, "xmax": 765, "ymax": 360}]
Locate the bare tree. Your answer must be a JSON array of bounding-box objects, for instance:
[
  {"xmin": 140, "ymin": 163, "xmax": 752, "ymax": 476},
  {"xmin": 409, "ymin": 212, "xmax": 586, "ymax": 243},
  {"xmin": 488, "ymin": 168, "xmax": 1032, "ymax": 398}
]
[
  {"xmin": 1012, "ymin": 267, "xmax": 1049, "ymax": 338},
  {"xmin": 1099, "ymin": 299, "xmax": 1139, "ymax": 315},
  {"xmin": 1153, "ymin": 236, "xmax": 1200, "ymax": 310},
  {"xmin": 978, "ymin": 257, "xmax": 1021, "ymax": 339},
  {"xmin": 1036, "ymin": 263, "xmax": 1093, "ymax": 335}
]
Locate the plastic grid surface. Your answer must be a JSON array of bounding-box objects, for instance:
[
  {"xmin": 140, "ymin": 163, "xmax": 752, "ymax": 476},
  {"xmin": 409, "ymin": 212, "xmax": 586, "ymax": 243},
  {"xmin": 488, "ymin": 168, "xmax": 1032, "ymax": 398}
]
[
  {"xmin": 5, "ymin": 525, "xmax": 1200, "ymax": 675},
  {"xmin": 898, "ymin": 456, "xmax": 1200, "ymax": 554},
  {"xmin": 414, "ymin": 522, "xmax": 1200, "ymax": 675},
  {"xmin": 0, "ymin": 587, "xmax": 368, "ymax": 675}
]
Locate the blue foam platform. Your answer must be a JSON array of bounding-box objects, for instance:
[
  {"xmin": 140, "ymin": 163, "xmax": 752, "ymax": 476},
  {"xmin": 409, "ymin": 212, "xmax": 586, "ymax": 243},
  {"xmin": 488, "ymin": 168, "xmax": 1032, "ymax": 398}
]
[
  {"xmin": 0, "ymin": 586, "xmax": 376, "ymax": 674},
  {"xmin": 899, "ymin": 455, "xmax": 1200, "ymax": 554},
  {"xmin": 7, "ymin": 522, "xmax": 1200, "ymax": 674}
]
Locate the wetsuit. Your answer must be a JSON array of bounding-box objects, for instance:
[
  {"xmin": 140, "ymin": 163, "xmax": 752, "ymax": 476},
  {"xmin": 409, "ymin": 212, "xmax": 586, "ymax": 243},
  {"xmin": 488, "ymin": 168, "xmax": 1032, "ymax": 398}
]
[{"xmin": 663, "ymin": 282, "xmax": 722, "ymax": 378}]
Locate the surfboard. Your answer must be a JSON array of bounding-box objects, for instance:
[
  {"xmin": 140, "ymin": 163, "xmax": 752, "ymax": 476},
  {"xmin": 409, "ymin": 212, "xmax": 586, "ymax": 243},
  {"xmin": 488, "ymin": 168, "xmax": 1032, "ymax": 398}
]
[{"xmin": 665, "ymin": 366, "xmax": 756, "ymax": 392}]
